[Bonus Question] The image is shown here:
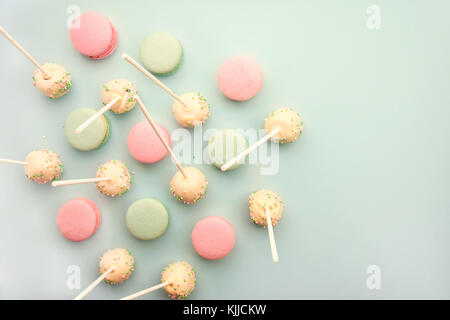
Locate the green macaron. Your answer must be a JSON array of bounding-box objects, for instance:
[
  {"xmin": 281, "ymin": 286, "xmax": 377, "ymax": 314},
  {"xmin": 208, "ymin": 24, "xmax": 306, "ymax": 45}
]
[
  {"xmin": 140, "ymin": 31, "xmax": 183, "ymax": 75},
  {"xmin": 64, "ymin": 107, "xmax": 110, "ymax": 151},
  {"xmin": 126, "ymin": 198, "xmax": 169, "ymax": 240},
  {"xmin": 208, "ymin": 129, "xmax": 248, "ymax": 170}
]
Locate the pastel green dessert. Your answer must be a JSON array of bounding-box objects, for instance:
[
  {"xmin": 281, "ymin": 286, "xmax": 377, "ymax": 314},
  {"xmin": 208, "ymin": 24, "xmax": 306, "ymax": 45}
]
[
  {"xmin": 64, "ymin": 107, "xmax": 110, "ymax": 151},
  {"xmin": 207, "ymin": 129, "xmax": 248, "ymax": 170},
  {"xmin": 140, "ymin": 31, "xmax": 183, "ymax": 75},
  {"xmin": 126, "ymin": 198, "xmax": 169, "ymax": 240}
]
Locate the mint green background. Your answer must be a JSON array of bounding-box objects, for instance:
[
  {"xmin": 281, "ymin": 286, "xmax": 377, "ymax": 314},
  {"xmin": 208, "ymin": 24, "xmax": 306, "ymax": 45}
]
[{"xmin": 0, "ymin": 0, "xmax": 449, "ymax": 299}]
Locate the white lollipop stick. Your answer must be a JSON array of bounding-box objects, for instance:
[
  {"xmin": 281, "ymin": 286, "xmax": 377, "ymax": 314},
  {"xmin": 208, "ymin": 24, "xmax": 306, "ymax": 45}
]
[
  {"xmin": 122, "ymin": 53, "xmax": 188, "ymax": 108},
  {"xmin": 74, "ymin": 266, "xmax": 115, "ymax": 300},
  {"xmin": 0, "ymin": 26, "xmax": 49, "ymax": 77},
  {"xmin": 265, "ymin": 207, "xmax": 279, "ymax": 263},
  {"xmin": 0, "ymin": 158, "xmax": 29, "ymax": 166},
  {"xmin": 75, "ymin": 97, "xmax": 120, "ymax": 134},
  {"xmin": 221, "ymin": 127, "xmax": 280, "ymax": 171},
  {"xmin": 120, "ymin": 281, "xmax": 170, "ymax": 300},
  {"xmin": 52, "ymin": 177, "xmax": 111, "ymax": 187},
  {"xmin": 134, "ymin": 94, "xmax": 187, "ymax": 179}
]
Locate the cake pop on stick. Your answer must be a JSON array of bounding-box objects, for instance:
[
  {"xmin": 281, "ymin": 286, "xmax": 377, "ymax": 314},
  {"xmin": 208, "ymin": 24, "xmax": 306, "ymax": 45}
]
[
  {"xmin": 74, "ymin": 248, "xmax": 135, "ymax": 300},
  {"xmin": 134, "ymin": 94, "xmax": 208, "ymax": 204},
  {"xmin": 0, "ymin": 26, "xmax": 72, "ymax": 98},
  {"xmin": 120, "ymin": 261, "xmax": 196, "ymax": 300},
  {"xmin": 248, "ymin": 189, "xmax": 283, "ymax": 263},
  {"xmin": 221, "ymin": 107, "xmax": 303, "ymax": 171},
  {"xmin": 1, "ymin": 149, "xmax": 63, "ymax": 184},
  {"xmin": 51, "ymin": 160, "xmax": 131, "ymax": 197},
  {"xmin": 123, "ymin": 54, "xmax": 210, "ymax": 127},
  {"xmin": 75, "ymin": 79, "xmax": 138, "ymax": 133}
]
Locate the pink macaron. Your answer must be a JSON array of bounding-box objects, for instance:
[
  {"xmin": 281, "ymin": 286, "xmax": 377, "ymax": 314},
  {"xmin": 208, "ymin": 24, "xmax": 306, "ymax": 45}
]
[
  {"xmin": 217, "ymin": 55, "xmax": 264, "ymax": 101},
  {"xmin": 70, "ymin": 12, "xmax": 118, "ymax": 59},
  {"xmin": 56, "ymin": 198, "xmax": 101, "ymax": 242},
  {"xmin": 191, "ymin": 216, "xmax": 236, "ymax": 260},
  {"xmin": 128, "ymin": 121, "xmax": 171, "ymax": 164}
]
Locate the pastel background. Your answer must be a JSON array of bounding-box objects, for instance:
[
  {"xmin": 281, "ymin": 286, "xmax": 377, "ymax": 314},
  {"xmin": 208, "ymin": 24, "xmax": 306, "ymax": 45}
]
[{"xmin": 0, "ymin": 0, "xmax": 449, "ymax": 299}]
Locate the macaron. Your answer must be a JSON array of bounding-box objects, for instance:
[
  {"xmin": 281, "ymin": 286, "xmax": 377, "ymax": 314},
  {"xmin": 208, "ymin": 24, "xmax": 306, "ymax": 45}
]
[
  {"xmin": 99, "ymin": 248, "xmax": 135, "ymax": 285},
  {"xmin": 140, "ymin": 31, "xmax": 183, "ymax": 75},
  {"xmin": 70, "ymin": 12, "xmax": 118, "ymax": 59},
  {"xmin": 265, "ymin": 107, "xmax": 303, "ymax": 144},
  {"xmin": 126, "ymin": 198, "xmax": 169, "ymax": 240},
  {"xmin": 24, "ymin": 149, "xmax": 63, "ymax": 184},
  {"xmin": 64, "ymin": 107, "xmax": 110, "ymax": 151},
  {"xmin": 217, "ymin": 55, "xmax": 263, "ymax": 101},
  {"xmin": 191, "ymin": 216, "xmax": 235, "ymax": 260},
  {"xmin": 172, "ymin": 92, "xmax": 210, "ymax": 128},
  {"xmin": 161, "ymin": 261, "xmax": 196, "ymax": 300},
  {"xmin": 56, "ymin": 197, "xmax": 101, "ymax": 242},
  {"xmin": 170, "ymin": 167, "xmax": 208, "ymax": 204},
  {"xmin": 95, "ymin": 160, "xmax": 132, "ymax": 197},
  {"xmin": 102, "ymin": 79, "xmax": 137, "ymax": 114},
  {"xmin": 207, "ymin": 129, "xmax": 248, "ymax": 170},
  {"xmin": 127, "ymin": 121, "xmax": 171, "ymax": 164},
  {"xmin": 33, "ymin": 63, "xmax": 72, "ymax": 99}
]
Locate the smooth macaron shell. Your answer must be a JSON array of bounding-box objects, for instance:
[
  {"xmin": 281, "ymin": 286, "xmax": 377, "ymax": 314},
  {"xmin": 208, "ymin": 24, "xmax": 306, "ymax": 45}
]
[
  {"xmin": 70, "ymin": 12, "xmax": 118, "ymax": 59},
  {"xmin": 127, "ymin": 121, "xmax": 171, "ymax": 163},
  {"xmin": 217, "ymin": 55, "xmax": 263, "ymax": 101},
  {"xmin": 126, "ymin": 198, "xmax": 169, "ymax": 240},
  {"xmin": 191, "ymin": 216, "xmax": 235, "ymax": 260},
  {"xmin": 56, "ymin": 198, "xmax": 101, "ymax": 242}
]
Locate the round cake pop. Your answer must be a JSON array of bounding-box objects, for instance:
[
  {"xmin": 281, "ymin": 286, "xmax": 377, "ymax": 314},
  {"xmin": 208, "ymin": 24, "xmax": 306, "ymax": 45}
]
[
  {"xmin": 161, "ymin": 261, "xmax": 196, "ymax": 300},
  {"xmin": 170, "ymin": 167, "xmax": 207, "ymax": 204},
  {"xmin": 265, "ymin": 107, "xmax": 303, "ymax": 144},
  {"xmin": 172, "ymin": 92, "xmax": 210, "ymax": 128},
  {"xmin": 95, "ymin": 160, "xmax": 132, "ymax": 197},
  {"xmin": 33, "ymin": 63, "xmax": 72, "ymax": 99},
  {"xmin": 24, "ymin": 149, "xmax": 63, "ymax": 184},
  {"xmin": 99, "ymin": 248, "xmax": 135, "ymax": 285},
  {"xmin": 248, "ymin": 189, "xmax": 283, "ymax": 226},
  {"xmin": 102, "ymin": 79, "xmax": 137, "ymax": 114}
]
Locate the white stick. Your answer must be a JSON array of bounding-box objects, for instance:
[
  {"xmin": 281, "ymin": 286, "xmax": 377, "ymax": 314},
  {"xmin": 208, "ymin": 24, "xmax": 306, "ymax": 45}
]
[
  {"xmin": 75, "ymin": 98, "xmax": 119, "ymax": 134},
  {"xmin": 0, "ymin": 158, "xmax": 29, "ymax": 166},
  {"xmin": 0, "ymin": 26, "xmax": 49, "ymax": 77},
  {"xmin": 52, "ymin": 177, "xmax": 111, "ymax": 187},
  {"xmin": 221, "ymin": 127, "xmax": 280, "ymax": 171},
  {"xmin": 120, "ymin": 281, "xmax": 170, "ymax": 300},
  {"xmin": 265, "ymin": 207, "xmax": 279, "ymax": 263},
  {"xmin": 134, "ymin": 94, "xmax": 187, "ymax": 179},
  {"xmin": 74, "ymin": 267, "xmax": 115, "ymax": 300},
  {"xmin": 122, "ymin": 53, "xmax": 188, "ymax": 108}
]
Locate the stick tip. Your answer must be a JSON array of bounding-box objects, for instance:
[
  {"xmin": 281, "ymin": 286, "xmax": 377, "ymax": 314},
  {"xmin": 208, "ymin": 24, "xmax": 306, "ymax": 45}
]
[
  {"xmin": 220, "ymin": 165, "xmax": 227, "ymax": 172},
  {"xmin": 121, "ymin": 53, "xmax": 128, "ymax": 59},
  {"xmin": 51, "ymin": 181, "xmax": 58, "ymax": 187},
  {"xmin": 273, "ymin": 257, "xmax": 279, "ymax": 263}
]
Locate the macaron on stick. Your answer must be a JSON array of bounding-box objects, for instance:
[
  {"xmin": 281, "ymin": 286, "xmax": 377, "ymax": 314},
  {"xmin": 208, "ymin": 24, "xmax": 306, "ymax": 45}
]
[
  {"xmin": 73, "ymin": 266, "xmax": 115, "ymax": 300},
  {"xmin": 52, "ymin": 177, "xmax": 111, "ymax": 187},
  {"xmin": 120, "ymin": 281, "xmax": 170, "ymax": 300},
  {"xmin": 265, "ymin": 207, "xmax": 279, "ymax": 263},
  {"xmin": 221, "ymin": 127, "xmax": 280, "ymax": 171},
  {"xmin": 0, "ymin": 158, "xmax": 29, "ymax": 166},
  {"xmin": 0, "ymin": 26, "xmax": 49, "ymax": 77},
  {"xmin": 75, "ymin": 97, "xmax": 120, "ymax": 134},
  {"xmin": 122, "ymin": 53, "xmax": 189, "ymax": 109},
  {"xmin": 134, "ymin": 94, "xmax": 187, "ymax": 179}
]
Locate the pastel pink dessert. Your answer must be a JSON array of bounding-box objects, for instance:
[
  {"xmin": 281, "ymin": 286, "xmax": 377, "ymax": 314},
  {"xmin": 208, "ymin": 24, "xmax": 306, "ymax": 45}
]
[
  {"xmin": 127, "ymin": 121, "xmax": 171, "ymax": 164},
  {"xmin": 70, "ymin": 12, "xmax": 118, "ymax": 59},
  {"xmin": 56, "ymin": 198, "xmax": 101, "ymax": 242},
  {"xmin": 191, "ymin": 216, "xmax": 235, "ymax": 260},
  {"xmin": 217, "ymin": 55, "xmax": 263, "ymax": 101}
]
